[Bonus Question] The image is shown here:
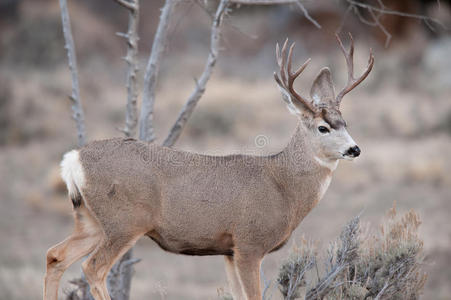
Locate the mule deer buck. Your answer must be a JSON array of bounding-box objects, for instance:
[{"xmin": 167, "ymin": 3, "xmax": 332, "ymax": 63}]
[{"xmin": 44, "ymin": 34, "xmax": 373, "ymax": 300}]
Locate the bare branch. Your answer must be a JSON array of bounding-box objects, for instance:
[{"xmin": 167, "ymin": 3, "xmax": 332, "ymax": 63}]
[
  {"xmin": 113, "ymin": 0, "xmax": 136, "ymax": 10},
  {"xmin": 163, "ymin": 0, "xmax": 229, "ymax": 147},
  {"xmin": 305, "ymin": 216, "xmax": 360, "ymax": 300},
  {"xmin": 351, "ymin": 4, "xmax": 377, "ymax": 27},
  {"xmin": 106, "ymin": 249, "xmax": 136, "ymax": 300},
  {"xmin": 345, "ymin": 0, "xmax": 446, "ymax": 30},
  {"xmin": 59, "ymin": 0, "xmax": 86, "ymax": 147},
  {"xmin": 139, "ymin": 0, "xmax": 177, "ymax": 142},
  {"xmin": 261, "ymin": 267, "xmax": 275, "ymax": 300},
  {"xmin": 296, "ymin": 1, "xmax": 321, "ymax": 29},
  {"xmin": 336, "ymin": 4, "xmax": 353, "ymax": 34},
  {"xmin": 338, "ymin": 0, "xmax": 446, "ymax": 47},
  {"xmin": 232, "ymin": 0, "xmax": 323, "ymax": 32},
  {"xmin": 117, "ymin": 0, "xmax": 140, "ymax": 137},
  {"xmin": 367, "ymin": 7, "xmax": 392, "ymax": 48}
]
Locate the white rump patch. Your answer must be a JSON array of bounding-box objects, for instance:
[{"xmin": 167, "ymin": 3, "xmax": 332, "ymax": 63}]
[{"xmin": 60, "ymin": 150, "xmax": 86, "ymax": 198}]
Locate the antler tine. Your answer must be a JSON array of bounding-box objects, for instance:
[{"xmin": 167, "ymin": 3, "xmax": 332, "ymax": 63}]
[
  {"xmin": 287, "ymin": 42, "xmax": 310, "ymax": 82},
  {"xmin": 274, "ymin": 39, "xmax": 317, "ymax": 114},
  {"xmin": 286, "ymin": 42, "xmax": 317, "ymax": 114},
  {"xmin": 276, "ymin": 43, "xmax": 281, "ymax": 67},
  {"xmin": 335, "ymin": 33, "xmax": 375, "ymax": 105},
  {"xmin": 292, "ymin": 57, "xmax": 311, "ymax": 81},
  {"xmin": 337, "ymin": 33, "xmax": 354, "ymax": 81},
  {"xmin": 279, "ymin": 38, "xmax": 289, "ymax": 86}
]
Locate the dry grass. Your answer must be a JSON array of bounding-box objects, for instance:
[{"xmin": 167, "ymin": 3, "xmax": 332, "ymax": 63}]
[{"xmin": 276, "ymin": 205, "xmax": 427, "ymax": 300}]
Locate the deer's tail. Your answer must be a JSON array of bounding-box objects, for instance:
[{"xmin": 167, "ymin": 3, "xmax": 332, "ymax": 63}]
[{"xmin": 60, "ymin": 150, "xmax": 86, "ymax": 208}]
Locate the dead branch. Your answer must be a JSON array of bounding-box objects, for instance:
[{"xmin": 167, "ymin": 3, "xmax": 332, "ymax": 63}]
[
  {"xmin": 277, "ymin": 243, "xmax": 316, "ymax": 300},
  {"xmin": 296, "ymin": 1, "xmax": 321, "ymax": 29},
  {"xmin": 115, "ymin": 0, "xmax": 140, "ymax": 137},
  {"xmin": 163, "ymin": 0, "xmax": 229, "ymax": 147},
  {"xmin": 59, "ymin": 0, "xmax": 86, "ymax": 147},
  {"xmin": 343, "ymin": 0, "xmax": 446, "ymax": 47},
  {"xmin": 230, "ymin": 0, "xmax": 322, "ymax": 30},
  {"xmin": 114, "ymin": 0, "xmax": 136, "ymax": 10},
  {"xmin": 261, "ymin": 267, "xmax": 275, "ymax": 300},
  {"xmin": 305, "ymin": 216, "xmax": 360, "ymax": 300},
  {"xmin": 139, "ymin": 0, "xmax": 177, "ymax": 142},
  {"xmin": 346, "ymin": 0, "xmax": 444, "ymax": 26},
  {"xmin": 106, "ymin": 249, "xmax": 141, "ymax": 300}
]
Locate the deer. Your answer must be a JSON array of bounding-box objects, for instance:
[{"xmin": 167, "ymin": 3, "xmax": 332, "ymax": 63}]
[{"xmin": 43, "ymin": 34, "xmax": 373, "ymax": 300}]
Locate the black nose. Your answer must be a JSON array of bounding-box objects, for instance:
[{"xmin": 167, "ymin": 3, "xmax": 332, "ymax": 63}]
[{"xmin": 346, "ymin": 145, "xmax": 361, "ymax": 157}]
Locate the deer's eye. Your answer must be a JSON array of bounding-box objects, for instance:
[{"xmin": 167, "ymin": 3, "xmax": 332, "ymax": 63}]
[{"xmin": 318, "ymin": 126, "xmax": 330, "ymax": 134}]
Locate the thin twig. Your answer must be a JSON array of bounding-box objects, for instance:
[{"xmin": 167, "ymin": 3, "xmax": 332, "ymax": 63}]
[
  {"xmin": 230, "ymin": 0, "xmax": 323, "ymax": 34},
  {"xmin": 59, "ymin": 0, "xmax": 86, "ymax": 147},
  {"xmin": 296, "ymin": 1, "xmax": 321, "ymax": 29},
  {"xmin": 367, "ymin": 7, "xmax": 392, "ymax": 48},
  {"xmin": 115, "ymin": 0, "xmax": 140, "ymax": 137},
  {"xmin": 345, "ymin": 0, "xmax": 446, "ymax": 30},
  {"xmin": 351, "ymin": 5, "xmax": 377, "ymax": 27},
  {"xmin": 336, "ymin": 4, "xmax": 352, "ymax": 34},
  {"xmin": 261, "ymin": 267, "xmax": 270, "ymax": 299},
  {"xmin": 163, "ymin": 0, "xmax": 229, "ymax": 147},
  {"xmin": 106, "ymin": 248, "xmax": 137, "ymax": 300},
  {"xmin": 374, "ymin": 280, "xmax": 390, "ymax": 300},
  {"xmin": 139, "ymin": 0, "xmax": 177, "ymax": 142},
  {"xmin": 114, "ymin": 0, "xmax": 136, "ymax": 10},
  {"xmin": 344, "ymin": 0, "xmax": 442, "ymax": 47}
]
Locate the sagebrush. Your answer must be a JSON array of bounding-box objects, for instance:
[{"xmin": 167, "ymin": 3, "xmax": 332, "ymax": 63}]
[{"xmin": 275, "ymin": 205, "xmax": 427, "ymax": 300}]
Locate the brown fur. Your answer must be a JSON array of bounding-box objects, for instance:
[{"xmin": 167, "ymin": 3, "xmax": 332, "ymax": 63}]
[
  {"xmin": 44, "ymin": 37, "xmax": 372, "ymax": 299},
  {"xmin": 43, "ymin": 123, "xmax": 333, "ymax": 300}
]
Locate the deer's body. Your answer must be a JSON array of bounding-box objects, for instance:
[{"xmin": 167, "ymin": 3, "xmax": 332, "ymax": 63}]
[
  {"xmin": 44, "ymin": 36, "xmax": 373, "ymax": 300},
  {"xmin": 75, "ymin": 123, "xmax": 332, "ymax": 257}
]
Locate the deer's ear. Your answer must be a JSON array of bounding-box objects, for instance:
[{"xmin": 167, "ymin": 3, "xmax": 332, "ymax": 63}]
[{"xmin": 310, "ymin": 67, "xmax": 335, "ymax": 106}]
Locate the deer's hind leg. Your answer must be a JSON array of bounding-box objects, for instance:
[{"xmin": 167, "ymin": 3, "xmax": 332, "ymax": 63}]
[
  {"xmin": 81, "ymin": 230, "xmax": 143, "ymax": 300},
  {"xmin": 44, "ymin": 206, "xmax": 102, "ymax": 300}
]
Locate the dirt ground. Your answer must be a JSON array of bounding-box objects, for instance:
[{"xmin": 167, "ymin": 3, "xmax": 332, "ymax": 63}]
[{"xmin": 0, "ymin": 1, "xmax": 450, "ymax": 299}]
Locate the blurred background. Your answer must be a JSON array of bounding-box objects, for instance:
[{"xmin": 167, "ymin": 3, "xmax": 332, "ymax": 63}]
[{"xmin": 0, "ymin": 0, "xmax": 450, "ymax": 299}]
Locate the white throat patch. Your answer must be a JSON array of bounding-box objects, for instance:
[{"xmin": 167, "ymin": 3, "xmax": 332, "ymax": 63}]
[{"xmin": 314, "ymin": 156, "xmax": 338, "ymax": 171}]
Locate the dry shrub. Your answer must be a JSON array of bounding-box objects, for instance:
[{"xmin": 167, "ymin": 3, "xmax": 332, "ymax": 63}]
[
  {"xmin": 353, "ymin": 206, "xmax": 427, "ymax": 300},
  {"xmin": 277, "ymin": 239, "xmax": 316, "ymax": 300},
  {"xmin": 276, "ymin": 205, "xmax": 426, "ymax": 300}
]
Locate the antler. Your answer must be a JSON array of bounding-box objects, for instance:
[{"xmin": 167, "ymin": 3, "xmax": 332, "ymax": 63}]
[
  {"xmin": 335, "ymin": 33, "xmax": 374, "ymax": 106},
  {"xmin": 274, "ymin": 39, "xmax": 318, "ymax": 114}
]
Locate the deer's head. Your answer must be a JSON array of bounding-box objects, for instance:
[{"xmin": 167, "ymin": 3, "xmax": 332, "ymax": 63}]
[{"xmin": 274, "ymin": 34, "xmax": 374, "ymax": 162}]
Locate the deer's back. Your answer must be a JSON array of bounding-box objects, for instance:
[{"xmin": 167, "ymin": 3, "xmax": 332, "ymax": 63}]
[{"xmin": 77, "ymin": 138, "xmax": 293, "ymax": 255}]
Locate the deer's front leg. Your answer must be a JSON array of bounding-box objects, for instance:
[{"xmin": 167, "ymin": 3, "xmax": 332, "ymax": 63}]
[
  {"xmin": 234, "ymin": 252, "xmax": 263, "ymax": 300},
  {"xmin": 224, "ymin": 255, "xmax": 245, "ymax": 299}
]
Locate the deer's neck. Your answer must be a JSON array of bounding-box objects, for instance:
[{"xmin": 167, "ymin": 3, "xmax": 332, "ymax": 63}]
[{"xmin": 272, "ymin": 122, "xmax": 338, "ymax": 228}]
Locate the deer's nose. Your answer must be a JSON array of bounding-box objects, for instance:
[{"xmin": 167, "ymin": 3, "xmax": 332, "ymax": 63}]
[{"xmin": 346, "ymin": 145, "xmax": 361, "ymax": 157}]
